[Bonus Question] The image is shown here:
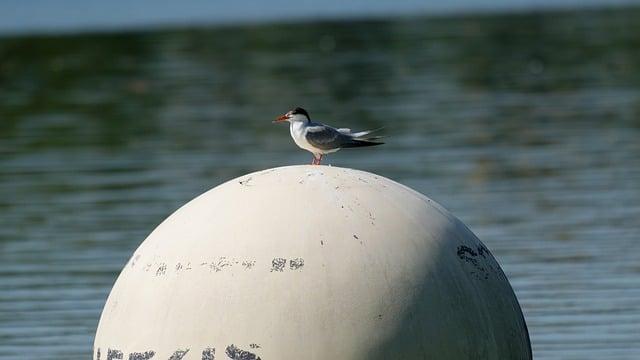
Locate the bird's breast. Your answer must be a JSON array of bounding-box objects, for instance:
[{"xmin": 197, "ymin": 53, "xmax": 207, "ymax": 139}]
[{"xmin": 289, "ymin": 122, "xmax": 316, "ymax": 153}]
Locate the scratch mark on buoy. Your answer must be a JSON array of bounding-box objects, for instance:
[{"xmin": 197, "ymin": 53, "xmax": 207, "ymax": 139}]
[
  {"xmin": 271, "ymin": 258, "xmax": 286, "ymax": 272},
  {"xmin": 239, "ymin": 177, "xmax": 253, "ymax": 186},
  {"xmin": 202, "ymin": 347, "xmax": 215, "ymax": 360},
  {"xmin": 168, "ymin": 349, "xmax": 189, "ymax": 360},
  {"xmin": 155, "ymin": 263, "xmax": 167, "ymax": 276},
  {"xmin": 457, "ymin": 245, "xmax": 491, "ymax": 280},
  {"xmin": 210, "ymin": 257, "xmax": 231, "ymax": 272},
  {"xmin": 225, "ymin": 344, "xmax": 261, "ymax": 360},
  {"xmin": 129, "ymin": 351, "xmax": 155, "ymax": 360},
  {"xmin": 106, "ymin": 349, "xmax": 123, "ymax": 360},
  {"xmin": 289, "ymin": 258, "xmax": 304, "ymax": 270}
]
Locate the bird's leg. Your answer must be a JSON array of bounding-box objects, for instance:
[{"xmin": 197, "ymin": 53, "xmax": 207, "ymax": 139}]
[
  {"xmin": 311, "ymin": 156, "xmax": 317, "ymax": 165},
  {"xmin": 318, "ymin": 154, "xmax": 323, "ymax": 165}
]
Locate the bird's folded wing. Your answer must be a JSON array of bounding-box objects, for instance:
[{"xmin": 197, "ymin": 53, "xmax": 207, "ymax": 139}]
[{"xmin": 305, "ymin": 126, "xmax": 346, "ymax": 150}]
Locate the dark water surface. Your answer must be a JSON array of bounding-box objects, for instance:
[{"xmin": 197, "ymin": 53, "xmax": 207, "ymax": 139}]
[{"xmin": 1, "ymin": 7, "xmax": 640, "ymax": 359}]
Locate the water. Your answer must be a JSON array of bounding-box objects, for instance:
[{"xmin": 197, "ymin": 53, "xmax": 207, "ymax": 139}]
[
  {"xmin": 2, "ymin": 0, "xmax": 638, "ymax": 35},
  {"xmin": 1, "ymin": 7, "xmax": 640, "ymax": 359}
]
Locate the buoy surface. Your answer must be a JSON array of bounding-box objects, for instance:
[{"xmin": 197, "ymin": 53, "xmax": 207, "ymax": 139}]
[{"xmin": 94, "ymin": 165, "xmax": 531, "ymax": 359}]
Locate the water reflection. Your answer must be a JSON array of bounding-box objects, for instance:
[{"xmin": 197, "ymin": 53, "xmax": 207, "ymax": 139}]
[{"xmin": 1, "ymin": 7, "xmax": 639, "ymax": 359}]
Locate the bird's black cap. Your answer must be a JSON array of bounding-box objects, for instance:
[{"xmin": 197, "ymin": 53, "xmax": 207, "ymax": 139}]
[{"xmin": 291, "ymin": 107, "xmax": 310, "ymax": 119}]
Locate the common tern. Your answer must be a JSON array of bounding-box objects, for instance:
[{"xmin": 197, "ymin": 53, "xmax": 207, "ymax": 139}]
[{"xmin": 273, "ymin": 107, "xmax": 384, "ymax": 165}]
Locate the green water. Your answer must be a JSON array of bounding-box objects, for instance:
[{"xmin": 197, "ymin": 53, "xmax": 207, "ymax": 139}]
[{"xmin": 1, "ymin": 7, "xmax": 639, "ymax": 359}]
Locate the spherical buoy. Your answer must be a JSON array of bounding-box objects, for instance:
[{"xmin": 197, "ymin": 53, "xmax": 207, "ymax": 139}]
[{"xmin": 94, "ymin": 165, "xmax": 531, "ymax": 360}]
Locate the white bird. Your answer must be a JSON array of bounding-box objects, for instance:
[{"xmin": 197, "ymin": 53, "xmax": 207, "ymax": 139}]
[{"xmin": 273, "ymin": 107, "xmax": 384, "ymax": 165}]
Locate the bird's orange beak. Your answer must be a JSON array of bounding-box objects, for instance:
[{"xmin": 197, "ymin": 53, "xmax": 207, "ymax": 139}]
[{"xmin": 273, "ymin": 114, "xmax": 289, "ymax": 123}]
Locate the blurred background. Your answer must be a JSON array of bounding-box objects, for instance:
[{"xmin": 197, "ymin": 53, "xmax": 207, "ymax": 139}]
[{"xmin": 1, "ymin": 0, "xmax": 639, "ymax": 359}]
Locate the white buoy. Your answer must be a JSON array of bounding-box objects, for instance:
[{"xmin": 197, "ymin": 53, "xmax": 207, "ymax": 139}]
[{"xmin": 94, "ymin": 165, "xmax": 531, "ymax": 360}]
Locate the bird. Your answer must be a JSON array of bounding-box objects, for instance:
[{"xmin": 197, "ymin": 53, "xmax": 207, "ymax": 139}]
[{"xmin": 273, "ymin": 107, "xmax": 384, "ymax": 165}]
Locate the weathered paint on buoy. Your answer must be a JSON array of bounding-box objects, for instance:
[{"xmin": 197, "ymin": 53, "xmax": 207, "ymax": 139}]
[{"xmin": 94, "ymin": 165, "xmax": 531, "ymax": 359}]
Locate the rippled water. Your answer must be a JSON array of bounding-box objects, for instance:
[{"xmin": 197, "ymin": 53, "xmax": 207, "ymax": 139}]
[{"xmin": 1, "ymin": 7, "xmax": 640, "ymax": 359}]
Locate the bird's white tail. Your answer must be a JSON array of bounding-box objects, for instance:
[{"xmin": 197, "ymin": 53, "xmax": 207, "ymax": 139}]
[{"xmin": 351, "ymin": 127, "xmax": 384, "ymax": 139}]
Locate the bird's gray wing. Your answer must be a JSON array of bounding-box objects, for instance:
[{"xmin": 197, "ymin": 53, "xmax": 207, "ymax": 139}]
[{"xmin": 305, "ymin": 125, "xmax": 349, "ymax": 150}]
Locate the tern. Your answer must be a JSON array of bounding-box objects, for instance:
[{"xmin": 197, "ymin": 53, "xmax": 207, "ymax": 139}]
[{"xmin": 273, "ymin": 107, "xmax": 384, "ymax": 165}]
